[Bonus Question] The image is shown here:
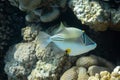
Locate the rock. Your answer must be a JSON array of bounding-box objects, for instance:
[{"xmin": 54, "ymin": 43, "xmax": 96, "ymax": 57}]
[
  {"xmin": 76, "ymin": 55, "xmax": 114, "ymax": 70},
  {"xmin": 77, "ymin": 67, "xmax": 89, "ymax": 80},
  {"xmin": 111, "ymin": 66, "xmax": 120, "ymax": 79},
  {"xmin": 60, "ymin": 55, "xmax": 116, "ymax": 80},
  {"xmin": 89, "ymin": 73, "xmax": 101, "ymax": 80},
  {"xmin": 21, "ymin": 25, "xmax": 41, "ymax": 41},
  {"xmin": 76, "ymin": 55, "xmax": 98, "ymax": 68},
  {"xmin": 28, "ymin": 60, "xmax": 58, "ymax": 80},
  {"xmin": 28, "ymin": 42, "xmax": 69, "ymax": 80},
  {"xmin": 97, "ymin": 56, "xmax": 114, "ymax": 70},
  {"xmin": 8, "ymin": 0, "xmax": 67, "ymax": 22},
  {"xmin": 113, "ymin": 66, "xmax": 120, "ymax": 74},
  {"xmin": 40, "ymin": 7, "xmax": 60, "ymax": 22},
  {"xmin": 0, "ymin": 25, "xmax": 12, "ymax": 50},
  {"xmin": 4, "ymin": 42, "xmax": 37, "ymax": 79},
  {"xmin": 0, "ymin": 12, "xmax": 14, "ymax": 50},
  {"xmin": 69, "ymin": 0, "xmax": 120, "ymax": 31},
  {"xmin": 60, "ymin": 67, "xmax": 89, "ymax": 80},
  {"xmin": 88, "ymin": 66, "xmax": 112, "ymax": 76},
  {"xmin": 88, "ymin": 76, "xmax": 99, "ymax": 80},
  {"xmin": 88, "ymin": 66, "xmax": 120, "ymax": 80},
  {"xmin": 4, "ymin": 26, "xmax": 71, "ymax": 80},
  {"xmin": 60, "ymin": 67, "xmax": 78, "ymax": 80},
  {"xmin": 100, "ymin": 71, "xmax": 111, "ymax": 80}
]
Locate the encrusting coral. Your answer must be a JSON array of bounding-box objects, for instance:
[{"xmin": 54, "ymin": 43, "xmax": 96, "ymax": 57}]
[
  {"xmin": 8, "ymin": 0, "xmax": 67, "ymax": 22},
  {"xmin": 0, "ymin": 25, "xmax": 12, "ymax": 50},
  {"xmin": 21, "ymin": 24, "xmax": 41, "ymax": 41},
  {"xmin": 60, "ymin": 55, "xmax": 115, "ymax": 80},
  {"xmin": 4, "ymin": 23, "xmax": 97, "ymax": 80},
  {"xmin": 69, "ymin": 0, "xmax": 120, "ymax": 31},
  {"xmin": 4, "ymin": 25, "xmax": 72, "ymax": 80},
  {"xmin": 88, "ymin": 66, "xmax": 120, "ymax": 80}
]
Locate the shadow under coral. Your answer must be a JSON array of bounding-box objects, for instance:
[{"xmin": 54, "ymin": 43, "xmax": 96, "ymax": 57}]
[{"xmin": 0, "ymin": 0, "xmax": 25, "ymax": 80}]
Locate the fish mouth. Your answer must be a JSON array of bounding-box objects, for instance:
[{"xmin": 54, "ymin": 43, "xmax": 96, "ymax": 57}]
[{"xmin": 81, "ymin": 33, "xmax": 97, "ymax": 46}]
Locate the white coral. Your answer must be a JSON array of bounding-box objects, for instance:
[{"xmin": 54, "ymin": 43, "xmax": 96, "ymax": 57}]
[{"xmin": 69, "ymin": 0, "xmax": 120, "ymax": 31}]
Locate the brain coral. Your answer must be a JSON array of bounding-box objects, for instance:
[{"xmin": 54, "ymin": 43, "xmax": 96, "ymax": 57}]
[{"xmin": 9, "ymin": 0, "xmax": 67, "ymax": 22}]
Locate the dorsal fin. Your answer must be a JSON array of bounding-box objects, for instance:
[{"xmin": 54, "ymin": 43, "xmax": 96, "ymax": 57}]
[{"xmin": 54, "ymin": 22, "xmax": 66, "ymax": 34}]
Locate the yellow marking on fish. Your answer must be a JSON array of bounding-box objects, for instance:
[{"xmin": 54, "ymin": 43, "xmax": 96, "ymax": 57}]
[
  {"xmin": 82, "ymin": 30, "xmax": 85, "ymax": 32},
  {"xmin": 65, "ymin": 48, "xmax": 71, "ymax": 54}
]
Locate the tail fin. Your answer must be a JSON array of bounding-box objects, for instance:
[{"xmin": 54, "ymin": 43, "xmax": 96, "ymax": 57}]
[
  {"xmin": 82, "ymin": 33, "xmax": 97, "ymax": 46},
  {"xmin": 35, "ymin": 31, "xmax": 51, "ymax": 49}
]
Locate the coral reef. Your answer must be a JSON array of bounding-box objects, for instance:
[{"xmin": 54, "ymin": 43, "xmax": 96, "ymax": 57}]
[
  {"xmin": 76, "ymin": 55, "xmax": 114, "ymax": 69},
  {"xmin": 21, "ymin": 25, "xmax": 41, "ymax": 41},
  {"xmin": 3, "ymin": 0, "xmax": 120, "ymax": 80},
  {"xmin": 0, "ymin": 0, "xmax": 25, "ymax": 79},
  {"xmin": 88, "ymin": 66, "xmax": 120, "ymax": 80},
  {"xmin": 0, "ymin": 22, "xmax": 12, "ymax": 50},
  {"xmin": 4, "ymin": 42, "xmax": 37, "ymax": 80},
  {"xmin": 3, "ymin": 25, "xmax": 120, "ymax": 80},
  {"xmin": 60, "ymin": 67, "xmax": 78, "ymax": 80},
  {"xmin": 4, "ymin": 26, "xmax": 72, "ymax": 80},
  {"xmin": 60, "ymin": 55, "xmax": 114, "ymax": 80},
  {"xmin": 0, "ymin": 14, "xmax": 13, "ymax": 80},
  {"xmin": 8, "ymin": 0, "xmax": 67, "ymax": 22},
  {"xmin": 69, "ymin": 0, "xmax": 120, "ymax": 31}
]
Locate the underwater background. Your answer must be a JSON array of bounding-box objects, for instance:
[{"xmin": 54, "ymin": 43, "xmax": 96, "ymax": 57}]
[{"xmin": 0, "ymin": 0, "xmax": 120, "ymax": 80}]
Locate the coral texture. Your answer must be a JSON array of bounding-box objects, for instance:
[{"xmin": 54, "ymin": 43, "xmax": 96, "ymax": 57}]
[
  {"xmin": 69, "ymin": 0, "xmax": 120, "ymax": 31},
  {"xmin": 0, "ymin": 0, "xmax": 25, "ymax": 79},
  {"xmin": 4, "ymin": 25, "xmax": 72, "ymax": 80},
  {"xmin": 88, "ymin": 66, "xmax": 120, "ymax": 80},
  {"xmin": 9, "ymin": 0, "xmax": 67, "ymax": 22},
  {"xmin": 0, "ymin": 24, "xmax": 12, "ymax": 50},
  {"xmin": 21, "ymin": 25, "xmax": 41, "ymax": 41},
  {"xmin": 60, "ymin": 55, "xmax": 114, "ymax": 80}
]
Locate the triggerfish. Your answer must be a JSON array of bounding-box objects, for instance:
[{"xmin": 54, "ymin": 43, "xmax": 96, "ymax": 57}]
[{"xmin": 37, "ymin": 22, "xmax": 97, "ymax": 56}]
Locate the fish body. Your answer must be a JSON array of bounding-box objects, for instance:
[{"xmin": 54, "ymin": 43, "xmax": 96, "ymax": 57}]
[{"xmin": 38, "ymin": 23, "xmax": 97, "ymax": 56}]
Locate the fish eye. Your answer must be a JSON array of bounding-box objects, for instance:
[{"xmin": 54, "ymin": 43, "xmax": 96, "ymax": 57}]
[{"xmin": 65, "ymin": 48, "xmax": 71, "ymax": 54}]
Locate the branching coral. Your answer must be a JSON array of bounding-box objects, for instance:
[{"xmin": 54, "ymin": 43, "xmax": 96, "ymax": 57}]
[{"xmin": 9, "ymin": 0, "xmax": 67, "ymax": 22}]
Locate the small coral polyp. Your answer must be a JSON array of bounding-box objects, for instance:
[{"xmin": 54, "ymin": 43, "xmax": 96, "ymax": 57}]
[{"xmin": 9, "ymin": 0, "xmax": 67, "ymax": 22}]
